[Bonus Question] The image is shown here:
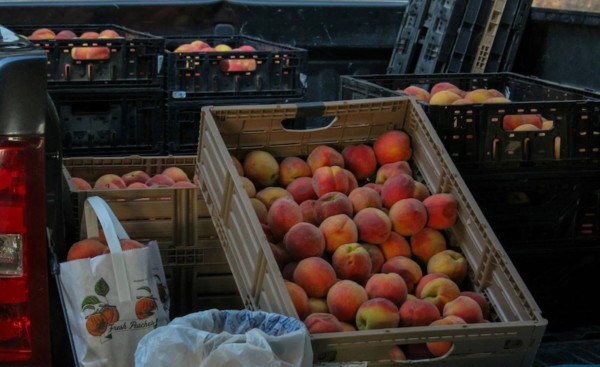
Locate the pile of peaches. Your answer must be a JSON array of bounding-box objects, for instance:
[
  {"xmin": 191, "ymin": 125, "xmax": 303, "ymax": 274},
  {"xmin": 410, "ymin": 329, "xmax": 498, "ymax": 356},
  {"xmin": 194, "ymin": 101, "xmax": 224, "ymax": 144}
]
[
  {"xmin": 69, "ymin": 166, "xmax": 197, "ymax": 190},
  {"xmin": 402, "ymin": 81, "xmax": 553, "ymax": 132},
  {"xmin": 173, "ymin": 40, "xmax": 258, "ymax": 72},
  {"xmin": 27, "ymin": 27, "xmax": 122, "ymax": 40},
  {"xmin": 234, "ymin": 130, "xmax": 491, "ymax": 359}
]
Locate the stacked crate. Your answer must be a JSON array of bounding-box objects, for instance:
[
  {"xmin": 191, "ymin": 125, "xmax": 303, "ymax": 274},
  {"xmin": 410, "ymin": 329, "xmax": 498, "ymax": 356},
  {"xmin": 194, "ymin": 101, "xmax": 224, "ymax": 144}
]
[{"xmin": 387, "ymin": 0, "xmax": 532, "ymax": 74}]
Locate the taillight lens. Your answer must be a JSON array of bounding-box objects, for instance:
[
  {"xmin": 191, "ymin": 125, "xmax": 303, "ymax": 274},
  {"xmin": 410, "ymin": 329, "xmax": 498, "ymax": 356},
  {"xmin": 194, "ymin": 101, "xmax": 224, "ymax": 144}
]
[{"xmin": 0, "ymin": 136, "xmax": 50, "ymax": 364}]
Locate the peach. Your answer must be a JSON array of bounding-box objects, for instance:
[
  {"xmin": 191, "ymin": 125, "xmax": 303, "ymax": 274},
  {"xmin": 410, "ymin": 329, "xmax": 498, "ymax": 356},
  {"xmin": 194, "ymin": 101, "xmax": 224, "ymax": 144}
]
[
  {"xmin": 214, "ymin": 43, "xmax": 232, "ymax": 52},
  {"xmin": 410, "ymin": 227, "xmax": 447, "ymax": 266},
  {"xmin": 375, "ymin": 161, "xmax": 413, "ymax": 185},
  {"xmin": 340, "ymin": 322, "xmax": 356, "ymax": 332},
  {"xmin": 94, "ymin": 174, "xmax": 127, "ymax": 189},
  {"xmin": 86, "ymin": 46, "xmax": 111, "ymax": 60},
  {"xmin": 362, "ymin": 243, "xmax": 385, "ymax": 274},
  {"xmin": 174, "ymin": 43, "xmax": 196, "ymax": 53},
  {"xmin": 121, "ymin": 170, "xmax": 151, "ymax": 186},
  {"xmin": 306, "ymin": 145, "xmax": 345, "ymax": 173},
  {"xmin": 422, "ymin": 193, "xmax": 458, "ymax": 230},
  {"xmin": 314, "ymin": 191, "xmax": 353, "ymax": 224},
  {"xmin": 319, "ymin": 214, "xmax": 358, "ymax": 253},
  {"xmin": 102, "ymin": 239, "xmax": 145, "ymax": 254},
  {"xmin": 342, "ymin": 168, "xmax": 358, "ymax": 192},
  {"xmin": 191, "ymin": 40, "xmax": 209, "ymax": 50},
  {"xmin": 236, "ymin": 44, "xmax": 257, "ymax": 52},
  {"xmin": 98, "ymin": 29, "xmax": 121, "ymax": 39},
  {"xmin": 381, "ymin": 173, "xmax": 415, "ymax": 208},
  {"xmin": 332, "ymin": 243, "xmax": 372, "ymax": 283},
  {"xmin": 80, "ymin": 31, "xmax": 100, "ymax": 39},
  {"xmin": 231, "ymin": 155, "xmax": 244, "ymax": 176},
  {"xmin": 242, "ymin": 150, "xmax": 279, "ymax": 188},
  {"xmin": 355, "ymin": 298, "xmax": 400, "ymax": 330},
  {"xmin": 403, "ymin": 85, "xmax": 431, "ymax": 103},
  {"xmin": 250, "ymin": 198, "xmax": 268, "ymax": 223},
  {"xmin": 365, "ymin": 272, "xmax": 407, "ymax": 307},
  {"xmin": 285, "ymin": 280, "xmax": 309, "ymax": 320},
  {"xmin": 484, "ymin": 96, "xmax": 511, "ymax": 103},
  {"xmin": 279, "ymin": 156, "xmax": 311, "ymax": 186},
  {"xmin": 286, "ymin": 176, "xmax": 317, "ymax": 203},
  {"xmin": 419, "ymin": 276, "xmax": 461, "ymax": 313},
  {"xmin": 326, "ymin": 279, "xmax": 368, "ymax": 323},
  {"xmin": 363, "ymin": 182, "xmax": 382, "ymax": 195},
  {"xmin": 430, "ymin": 82, "xmax": 463, "ymax": 97},
  {"xmin": 426, "ymin": 315, "xmax": 467, "ymax": 357},
  {"xmin": 348, "ymin": 187, "xmax": 382, "ymax": 213},
  {"xmin": 414, "ymin": 272, "xmax": 450, "ymax": 299},
  {"xmin": 172, "ymin": 181, "xmax": 196, "ymax": 188},
  {"xmin": 460, "ymin": 291, "xmax": 490, "ymax": 320},
  {"xmin": 269, "ymin": 242, "xmax": 290, "ymax": 270},
  {"xmin": 282, "ymin": 261, "xmax": 298, "ymax": 281},
  {"xmin": 388, "ymin": 198, "xmax": 427, "ymax": 237},
  {"xmin": 378, "ymin": 232, "xmax": 411, "ymax": 260},
  {"xmin": 341, "ymin": 144, "xmax": 377, "ymax": 180},
  {"xmin": 127, "ymin": 182, "xmax": 148, "ymax": 189},
  {"xmin": 304, "ymin": 312, "xmax": 344, "ymax": 334},
  {"xmin": 145, "ymin": 174, "xmax": 175, "ymax": 187},
  {"xmin": 354, "ymin": 207, "xmax": 392, "ymax": 245},
  {"xmin": 299, "ymin": 199, "xmax": 318, "ymax": 225},
  {"xmin": 71, "ymin": 177, "xmax": 92, "ymax": 190},
  {"xmin": 240, "ymin": 176, "xmax": 256, "ymax": 197},
  {"xmin": 464, "ymin": 88, "xmax": 495, "ymax": 103},
  {"xmin": 284, "ymin": 222, "xmax": 325, "ymax": 260},
  {"xmin": 67, "ymin": 238, "xmax": 107, "ymax": 261},
  {"xmin": 268, "ymin": 198, "xmax": 303, "ymax": 241},
  {"xmin": 307, "ymin": 297, "xmax": 329, "ymax": 316},
  {"xmin": 162, "ymin": 166, "xmax": 191, "ymax": 183},
  {"xmin": 312, "ymin": 165, "xmax": 351, "ymax": 197},
  {"xmin": 403, "ymin": 343, "xmax": 434, "ymax": 360},
  {"xmin": 261, "ymin": 223, "xmax": 274, "ymax": 243},
  {"xmin": 513, "ymin": 123, "xmax": 541, "ymax": 131},
  {"xmin": 443, "ymin": 295, "xmax": 484, "ymax": 324},
  {"xmin": 412, "ymin": 181, "xmax": 431, "ymax": 201},
  {"xmin": 28, "ymin": 28, "xmax": 55, "ymax": 40},
  {"xmin": 502, "ymin": 114, "xmax": 544, "ymax": 131},
  {"xmin": 381, "ymin": 256, "xmax": 422, "ymax": 293},
  {"xmin": 427, "ymin": 249, "xmax": 468, "ymax": 285},
  {"xmin": 293, "ymin": 257, "xmax": 337, "ymax": 298},
  {"xmin": 373, "ymin": 130, "xmax": 412, "ymax": 164},
  {"xmin": 451, "ymin": 98, "xmax": 474, "ymax": 105},
  {"xmin": 388, "ymin": 345, "xmax": 408, "ymax": 362},
  {"xmin": 398, "ymin": 298, "xmax": 441, "ymax": 327},
  {"xmin": 55, "ymin": 30, "xmax": 77, "ymax": 39},
  {"xmin": 429, "ymin": 90, "xmax": 462, "ymax": 105},
  {"xmin": 255, "ymin": 186, "xmax": 293, "ymax": 209}
]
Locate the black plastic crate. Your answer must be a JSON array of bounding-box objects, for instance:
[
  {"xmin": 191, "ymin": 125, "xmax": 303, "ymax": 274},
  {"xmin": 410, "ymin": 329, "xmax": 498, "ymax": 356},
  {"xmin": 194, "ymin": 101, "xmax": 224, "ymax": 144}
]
[
  {"xmin": 50, "ymin": 88, "xmax": 165, "ymax": 156},
  {"xmin": 9, "ymin": 24, "xmax": 164, "ymax": 87},
  {"xmin": 165, "ymin": 35, "xmax": 307, "ymax": 101},
  {"xmin": 340, "ymin": 72, "xmax": 600, "ymax": 171}
]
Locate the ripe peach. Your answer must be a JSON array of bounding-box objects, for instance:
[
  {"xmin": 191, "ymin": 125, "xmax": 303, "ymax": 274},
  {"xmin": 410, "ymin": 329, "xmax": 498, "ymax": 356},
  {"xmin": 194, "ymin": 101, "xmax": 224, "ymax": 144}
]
[
  {"xmin": 67, "ymin": 238, "xmax": 107, "ymax": 261},
  {"xmin": 28, "ymin": 28, "xmax": 55, "ymax": 40},
  {"xmin": 98, "ymin": 29, "xmax": 121, "ymax": 39},
  {"xmin": 293, "ymin": 257, "xmax": 337, "ymax": 298},
  {"xmin": 362, "ymin": 243, "xmax": 385, "ymax": 274},
  {"xmin": 282, "ymin": 261, "xmax": 298, "ymax": 281},
  {"xmin": 286, "ymin": 176, "xmax": 317, "ymax": 203},
  {"xmin": 414, "ymin": 272, "xmax": 450, "ymax": 299},
  {"xmin": 312, "ymin": 165, "xmax": 351, "ymax": 197},
  {"xmin": 502, "ymin": 114, "xmax": 544, "ymax": 131},
  {"xmin": 427, "ymin": 249, "xmax": 468, "ymax": 285},
  {"xmin": 214, "ymin": 43, "xmax": 232, "ymax": 52},
  {"xmin": 379, "ymin": 232, "xmax": 411, "ymax": 261},
  {"xmin": 127, "ymin": 182, "xmax": 148, "ymax": 189},
  {"xmin": 55, "ymin": 30, "xmax": 77, "ymax": 39},
  {"xmin": 363, "ymin": 182, "xmax": 382, "ymax": 195},
  {"xmin": 314, "ymin": 191, "xmax": 353, "ymax": 224},
  {"xmin": 381, "ymin": 173, "xmax": 415, "ymax": 209},
  {"xmin": 429, "ymin": 90, "xmax": 462, "ymax": 105},
  {"xmin": 299, "ymin": 199, "xmax": 318, "ymax": 225},
  {"xmin": 332, "ymin": 243, "xmax": 372, "ymax": 283},
  {"xmin": 410, "ymin": 227, "xmax": 447, "ymax": 266},
  {"xmin": 484, "ymin": 96, "xmax": 511, "ymax": 103},
  {"xmin": 103, "ymin": 239, "xmax": 146, "ymax": 254},
  {"xmin": 460, "ymin": 291, "xmax": 490, "ymax": 320},
  {"xmin": 279, "ymin": 156, "xmax": 311, "ymax": 186},
  {"xmin": 388, "ymin": 345, "xmax": 408, "ymax": 362},
  {"xmin": 354, "ymin": 207, "xmax": 392, "ymax": 245},
  {"xmin": 426, "ymin": 315, "xmax": 467, "ymax": 357},
  {"xmin": 348, "ymin": 186, "xmax": 382, "ymax": 213},
  {"xmin": 284, "ymin": 222, "xmax": 326, "ymax": 261},
  {"xmin": 268, "ymin": 197, "xmax": 303, "ymax": 241},
  {"xmin": 412, "ymin": 181, "xmax": 431, "ymax": 201},
  {"xmin": 255, "ymin": 186, "xmax": 293, "ymax": 210},
  {"xmin": 326, "ymin": 279, "xmax": 368, "ymax": 323},
  {"xmin": 388, "ymin": 198, "xmax": 427, "ymax": 237},
  {"xmin": 451, "ymin": 98, "xmax": 474, "ymax": 105},
  {"xmin": 398, "ymin": 298, "xmax": 441, "ymax": 327},
  {"xmin": 71, "ymin": 177, "xmax": 92, "ymax": 190},
  {"xmin": 94, "ymin": 174, "xmax": 127, "ymax": 189},
  {"xmin": 365, "ymin": 272, "xmax": 407, "ymax": 307},
  {"xmin": 145, "ymin": 174, "xmax": 175, "ymax": 187},
  {"xmin": 340, "ymin": 322, "xmax": 356, "ymax": 332},
  {"xmin": 231, "ymin": 155, "xmax": 244, "ymax": 176},
  {"xmin": 341, "ymin": 144, "xmax": 377, "ymax": 181},
  {"xmin": 443, "ymin": 295, "xmax": 484, "ymax": 324},
  {"xmin": 162, "ymin": 166, "xmax": 191, "ymax": 183},
  {"xmin": 304, "ymin": 312, "xmax": 344, "ymax": 334},
  {"xmin": 513, "ymin": 123, "xmax": 541, "ymax": 131},
  {"xmin": 403, "ymin": 85, "xmax": 431, "ymax": 103},
  {"xmin": 430, "ymin": 82, "xmax": 463, "ymax": 96},
  {"xmin": 80, "ymin": 31, "xmax": 100, "ymax": 39},
  {"xmin": 355, "ymin": 298, "xmax": 400, "ymax": 330},
  {"xmin": 307, "ymin": 297, "xmax": 329, "ymax": 316},
  {"xmin": 240, "ymin": 176, "xmax": 256, "ymax": 197},
  {"xmin": 422, "ymin": 193, "xmax": 458, "ymax": 230},
  {"xmin": 306, "ymin": 145, "xmax": 345, "ymax": 173},
  {"xmin": 375, "ymin": 161, "xmax": 413, "ymax": 185},
  {"xmin": 269, "ymin": 242, "xmax": 290, "ymax": 270},
  {"xmin": 85, "ymin": 46, "xmax": 110, "ymax": 60},
  {"xmin": 319, "ymin": 214, "xmax": 358, "ymax": 253},
  {"xmin": 419, "ymin": 276, "xmax": 461, "ymax": 313},
  {"xmin": 464, "ymin": 89, "xmax": 495, "ymax": 103},
  {"xmin": 381, "ymin": 256, "xmax": 422, "ymax": 293},
  {"xmin": 250, "ymin": 197, "xmax": 268, "ymax": 223},
  {"xmin": 242, "ymin": 150, "xmax": 280, "ymax": 188},
  {"xmin": 342, "ymin": 168, "xmax": 359, "ymax": 193},
  {"xmin": 190, "ymin": 40, "xmax": 209, "ymax": 50},
  {"xmin": 285, "ymin": 280, "xmax": 309, "ymax": 320},
  {"xmin": 174, "ymin": 43, "xmax": 196, "ymax": 53},
  {"xmin": 121, "ymin": 170, "xmax": 151, "ymax": 186},
  {"xmin": 373, "ymin": 130, "xmax": 412, "ymax": 164}
]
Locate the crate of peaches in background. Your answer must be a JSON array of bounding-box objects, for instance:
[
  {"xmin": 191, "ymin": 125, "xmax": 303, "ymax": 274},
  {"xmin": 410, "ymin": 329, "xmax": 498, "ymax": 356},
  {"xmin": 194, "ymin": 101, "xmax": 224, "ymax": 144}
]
[
  {"xmin": 62, "ymin": 155, "xmax": 243, "ymax": 319},
  {"xmin": 165, "ymin": 34, "xmax": 307, "ymax": 101},
  {"xmin": 195, "ymin": 96, "xmax": 546, "ymax": 366},
  {"xmin": 12, "ymin": 24, "xmax": 164, "ymax": 87}
]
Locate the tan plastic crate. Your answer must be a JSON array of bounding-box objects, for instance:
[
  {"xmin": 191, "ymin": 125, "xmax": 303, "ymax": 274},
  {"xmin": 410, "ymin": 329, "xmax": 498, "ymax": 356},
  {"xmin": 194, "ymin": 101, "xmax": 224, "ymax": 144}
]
[{"xmin": 196, "ymin": 97, "xmax": 548, "ymax": 366}]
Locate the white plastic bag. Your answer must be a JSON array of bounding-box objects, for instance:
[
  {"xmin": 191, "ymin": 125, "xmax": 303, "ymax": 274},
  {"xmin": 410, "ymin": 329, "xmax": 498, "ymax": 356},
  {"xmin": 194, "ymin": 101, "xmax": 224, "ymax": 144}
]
[
  {"xmin": 135, "ymin": 309, "xmax": 313, "ymax": 367},
  {"xmin": 58, "ymin": 196, "xmax": 170, "ymax": 367}
]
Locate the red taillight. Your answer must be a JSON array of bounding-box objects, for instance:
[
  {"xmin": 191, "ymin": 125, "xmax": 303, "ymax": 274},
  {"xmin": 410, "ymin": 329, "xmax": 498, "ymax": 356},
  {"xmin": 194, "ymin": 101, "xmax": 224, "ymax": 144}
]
[{"xmin": 0, "ymin": 136, "xmax": 50, "ymax": 364}]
